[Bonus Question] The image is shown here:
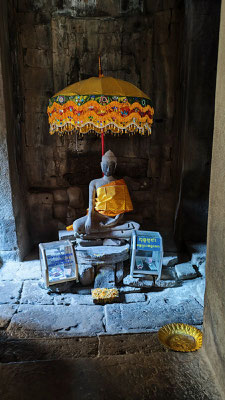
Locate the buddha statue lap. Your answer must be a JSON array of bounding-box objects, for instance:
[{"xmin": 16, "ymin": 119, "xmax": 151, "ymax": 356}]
[{"xmin": 71, "ymin": 150, "xmax": 139, "ymax": 237}]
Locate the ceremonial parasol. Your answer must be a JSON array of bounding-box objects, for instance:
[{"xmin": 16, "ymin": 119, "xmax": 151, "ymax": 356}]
[{"xmin": 47, "ymin": 58, "xmax": 154, "ymax": 155}]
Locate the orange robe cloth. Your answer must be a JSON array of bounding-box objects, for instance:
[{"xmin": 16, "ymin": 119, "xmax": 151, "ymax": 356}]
[
  {"xmin": 95, "ymin": 179, "xmax": 133, "ymax": 217},
  {"xmin": 66, "ymin": 179, "xmax": 133, "ymax": 231}
]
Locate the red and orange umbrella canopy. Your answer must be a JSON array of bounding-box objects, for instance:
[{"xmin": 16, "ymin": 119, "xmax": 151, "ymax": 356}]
[{"xmin": 47, "ymin": 60, "xmax": 154, "ymax": 138}]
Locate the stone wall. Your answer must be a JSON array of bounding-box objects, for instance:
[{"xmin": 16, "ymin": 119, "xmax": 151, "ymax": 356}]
[
  {"xmin": 175, "ymin": 0, "xmax": 221, "ymax": 244},
  {"xmin": 204, "ymin": 0, "xmax": 225, "ymax": 396},
  {"xmin": 7, "ymin": 0, "xmax": 220, "ymax": 251},
  {"xmin": 12, "ymin": 0, "xmax": 183, "ymax": 247},
  {"xmin": 0, "ymin": 0, "xmax": 30, "ymax": 262}
]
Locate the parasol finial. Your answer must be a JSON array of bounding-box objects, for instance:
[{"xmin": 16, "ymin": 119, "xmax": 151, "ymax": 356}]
[{"xmin": 98, "ymin": 56, "xmax": 104, "ymax": 78}]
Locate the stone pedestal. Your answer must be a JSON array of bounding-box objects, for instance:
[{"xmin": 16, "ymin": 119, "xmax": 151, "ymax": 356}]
[{"xmin": 75, "ymin": 244, "xmax": 130, "ymax": 288}]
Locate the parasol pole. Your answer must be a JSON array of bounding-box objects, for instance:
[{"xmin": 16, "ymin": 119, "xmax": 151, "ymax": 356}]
[
  {"xmin": 101, "ymin": 131, "xmax": 104, "ymax": 156},
  {"xmin": 98, "ymin": 55, "xmax": 103, "ymax": 79},
  {"xmin": 99, "ymin": 56, "xmax": 105, "ymax": 157}
]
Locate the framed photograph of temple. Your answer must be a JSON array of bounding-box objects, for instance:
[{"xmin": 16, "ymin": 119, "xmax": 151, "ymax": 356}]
[
  {"xmin": 39, "ymin": 240, "xmax": 78, "ymax": 287},
  {"xmin": 130, "ymin": 230, "xmax": 163, "ymax": 281}
]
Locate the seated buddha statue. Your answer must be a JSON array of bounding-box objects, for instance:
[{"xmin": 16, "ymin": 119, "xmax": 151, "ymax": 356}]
[{"xmin": 70, "ymin": 150, "xmax": 138, "ymax": 236}]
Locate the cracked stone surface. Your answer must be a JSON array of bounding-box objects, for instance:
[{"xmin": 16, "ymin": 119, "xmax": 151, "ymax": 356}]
[
  {"xmin": 105, "ymin": 297, "xmax": 203, "ymax": 334},
  {"xmin": 0, "ymin": 305, "xmax": 18, "ymax": 328},
  {"xmin": 0, "ymin": 255, "xmax": 206, "ymax": 337},
  {"xmin": 53, "ymin": 294, "xmax": 94, "ymax": 306},
  {"xmin": 0, "ymin": 260, "xmax": 41, "ymax": 281},
  {"xmin": 0, "ymin": 281, "xmax": 23, "ymax": 304},
  {"xmin": 7, "ymin": 304, "xmax": 105, "ymax": 337},
  {"xmin": 94, "ymin": 265, "xmax": 116, "ymax": 288},
  {"xmin": 124, "ymin": 293, "xmax": 146, "ymax": 303},
  {"xmin": 78, "ymin": 264, "xmax": 95, "ymax": 286},
  {"xmin": 0, "ymin": 351, "xmax": 222, "ymax": 400},
  {"xmin": 21, "ymin": 281, "xmax": 54, "ymax": 305}
]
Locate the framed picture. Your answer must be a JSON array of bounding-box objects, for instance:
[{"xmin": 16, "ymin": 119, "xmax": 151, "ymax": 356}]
[
  {"xmin": 39, "ymin": 240, "xmax": 78, "ymax": 287},
  {"xmin": 130, "ymin": 230, "xmax": 163, "ymax": 281}
]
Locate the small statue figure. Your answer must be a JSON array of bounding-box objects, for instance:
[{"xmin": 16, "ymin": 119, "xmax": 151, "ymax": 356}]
[{"xmin": 72, "ymin": 150, "xmax": 135, "ymax": 235}]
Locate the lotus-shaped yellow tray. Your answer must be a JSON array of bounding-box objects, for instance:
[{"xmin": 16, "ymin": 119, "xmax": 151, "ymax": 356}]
[{"xmin": 158, "ymin": 323, "xmax": 203, "ymax": 352}]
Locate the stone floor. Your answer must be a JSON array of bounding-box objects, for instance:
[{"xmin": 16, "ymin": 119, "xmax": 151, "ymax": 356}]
[
  {"xmin": 0, "ymin": 249, "xmax": 205, "ymax": 338},
  {"xmin": 0, "ymin": 249, "xmax": 222, "ymax": 400},
  {"xmin": 0, "ymin": 334, "xmax": 223, "ymax": 400}
]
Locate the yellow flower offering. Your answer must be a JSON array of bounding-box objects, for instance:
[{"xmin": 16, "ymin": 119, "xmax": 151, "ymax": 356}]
[{"xmin": 92, "ymin": 288, "xmax": 119, "ymax": 304}]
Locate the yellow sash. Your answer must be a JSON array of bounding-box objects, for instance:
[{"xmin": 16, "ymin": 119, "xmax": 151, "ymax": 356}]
[{"xmin": 95, "ymin": 179, "xmax": 133, "ymax": 217}]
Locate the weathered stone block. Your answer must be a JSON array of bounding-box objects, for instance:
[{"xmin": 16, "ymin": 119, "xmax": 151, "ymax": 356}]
[
  {"xmin": 53, "ymin": 204, "xmax": 67, "ymax": 221},
  {"xmin": 0, "ymin": 250, "xmax": 20, "ymax": 263},
  {"xmin": 154, "ymin": 9, "xmax": 171, "ymax": 45},
  {"xmin": 7, "ymin": 304, "xmax": 104, "ymax": 337},
  {"xmin": 77, "ymin": 239, "xmax": 103, "ymax": 247},
  {"xmin": 105, "ymin": 298, "xmax": 203, "ymax": 334},
  {"xmin": 53, "ymin": 293, "xmax": 94, "ymax": 306},
  {"xmin": 160, "ymin": 161, "xmax": 172, "ymax": 189},
  {"xmin": 66, "ymin": 206, "xmax": 77, "ymax": 226},
  {"xmin": 25, "ymin": 146, "xmax": 54, "ymax": 185},
  {"xmin": 175, "ymin": 262, "xmax": 197, "ymax": 280},
  {"xmin": 64, "ymin": 154, "xmax": 101, "ymax": 185},
  {"xmin": 119, "ymin": 286, "xmax": 141, "ymax": 293},
  {"xmin": 103, "ymin": 239, "xmax": 123, "ymax": 246},
  {"xmin": 35, "ymin": 24, "xmax": 51, "ymax": 49},
  {"xmin": 147, "ymin": 157, "xmax": 160, "ymax": 178},
  {"xmin": 20, "ymin": 24, "xmax": 36, "ymax": 48},
  {"xmin": 0, "ymin": 259, "xmax": 41, "ymax": 281},
  {"xmin": 0, "ymin": 221, "xmax": 17, "ymax": 251},
  {"xmin": 162, "ymin": 255, "xmax": 178, "ymax": 267},
  {"xmin": 145, "ymin": 0, "xmax": 177, "ymax": 13},
  {"xmin": 116, "ymin": 157, "xmax": 148, "ymax": 178},
  {"xmin": 24, "ymin": 67, "xmax": 53, "ymax": 91},
  {"xmin": 24, "ymin": 112, "xmax": 49, "ymax": 146},
  {"xmin": 94, "ymin": 265, "xmax": 116, "ymax": 288},
  {"xmin": 24, "ymin": 48, "xmax": 51, "ymax": 68},
  {"xmin": 186, "ymin": 243, "xmax": 207, "ymax": 267},
  {"xmin": 27, "ymin": 193, "xmax": 58, "ymax": 242},
  {"xmin": 67, "ymin": 186, "xmax": 84, "ymax": 208},
  {"xmin": 78, "ymin": 265, "xmax": 95, "ymax": 286},
  {"xmin": 0, "ymin": 282, "xmax": 23, "ymax": 304},
  {"xmin": 106, "ymin": 135, "xmax": 151, "ymax": 159},
  {"xmin": 125, "ymin": 293, "xmax": 146, "ymax": 303},
  {"xmin": 198, "ymin": 261, "xmax": 206, "ymax": 277},
  {"xmin": 53, "ymin": 190, "xmax": 69, "ymax": 204},
  {"xmin": 116, "ymin": 261, "xmax": 124, "ymax": 284},
  {"xmin": 161, "ymin": 267, "xmax": 176, "ymax": 280},
  {"xmin": 28, "ymin": 192, "xmax": 53, "ymax": 206},
  {"xmin": 132, "ymin": 191, "xmax": 152, "ymax": 203},
  {"xmin": 24, "ymin": 93, "xmax": 49, "ymax": 113},
  {"xmin": 76, "ymin": 244, "xmax": 130, "ymax": 265},
  {"xmin": 0, "ymin": 305, "xmax": 17, "ymax": 328},
  {"xmin": 124, "ymin": 176, "xmax": 141, "ymax": 191},
  {"xmin": 21, "ymin": 281, "xmax": 54, "ymax": 305},
  {"xmin": 123, "ymin": 275, "xmax": 154, "ymax": 288}
]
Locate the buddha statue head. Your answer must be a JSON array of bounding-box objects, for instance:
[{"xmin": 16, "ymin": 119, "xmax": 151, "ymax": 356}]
[{"xmin": 101, "ymin": 150, "xmax": 117, "ymax": 177}]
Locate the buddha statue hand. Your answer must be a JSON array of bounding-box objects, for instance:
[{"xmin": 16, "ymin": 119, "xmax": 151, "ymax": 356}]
[
  {"xmin": 85, "ymin": 215, "xmax": 92, "ymax": 234},
  {"xmin": 99, "ymin": 213, "xmax": 123, "ymax": 228}
]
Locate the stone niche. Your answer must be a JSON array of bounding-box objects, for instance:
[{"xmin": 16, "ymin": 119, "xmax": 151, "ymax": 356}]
[{"xmin": 5, "ymin": 0, "xmax": 221, "ymax": 254}]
